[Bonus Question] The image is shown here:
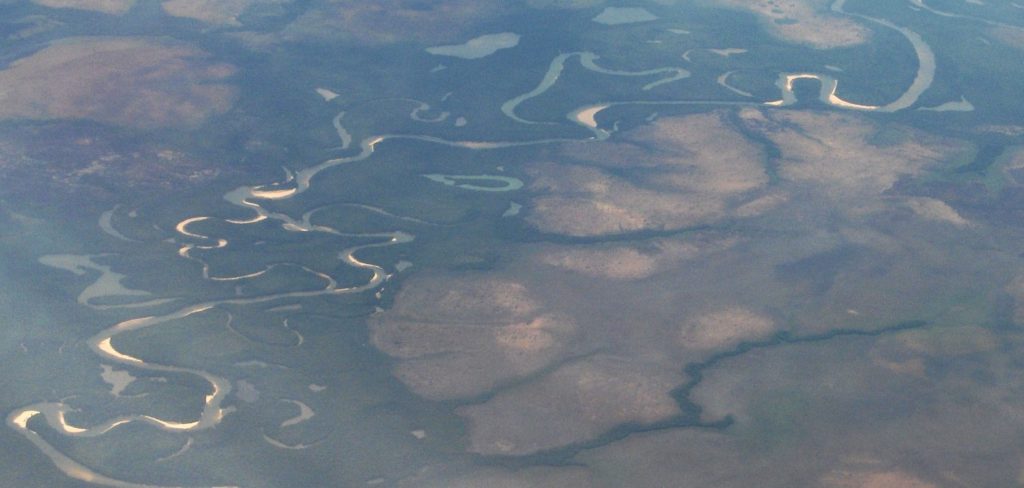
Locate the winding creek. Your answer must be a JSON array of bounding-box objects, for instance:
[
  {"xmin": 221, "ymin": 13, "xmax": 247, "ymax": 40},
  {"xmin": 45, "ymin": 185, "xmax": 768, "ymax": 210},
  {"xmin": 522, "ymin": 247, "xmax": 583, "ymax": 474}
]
[
  {"xmin": 7, "ymin": 3, "xmax": 951, "ymax": 484},
  {"xmin": 763, "ymin": 0, "xmax": 937, "ymax": 112}
]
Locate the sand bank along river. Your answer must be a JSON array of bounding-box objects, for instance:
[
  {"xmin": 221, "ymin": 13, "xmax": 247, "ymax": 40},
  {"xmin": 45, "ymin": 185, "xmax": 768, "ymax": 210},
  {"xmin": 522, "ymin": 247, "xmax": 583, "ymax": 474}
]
[{"xmin": 8, "ymin": 3, "xmax": 945, "ymax": 482}]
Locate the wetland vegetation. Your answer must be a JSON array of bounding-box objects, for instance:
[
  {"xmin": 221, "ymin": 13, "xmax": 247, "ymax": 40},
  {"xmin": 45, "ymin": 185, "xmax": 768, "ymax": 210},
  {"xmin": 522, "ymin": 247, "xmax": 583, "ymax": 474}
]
[{"xmin": 1, "ymin": 0, "xmax": 1023, "ymax": 487}]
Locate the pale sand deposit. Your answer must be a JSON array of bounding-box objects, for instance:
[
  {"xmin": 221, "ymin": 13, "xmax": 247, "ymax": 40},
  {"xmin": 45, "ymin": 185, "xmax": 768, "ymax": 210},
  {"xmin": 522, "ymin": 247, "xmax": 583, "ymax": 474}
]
[
  {"xmin": 679, "ymin": 308, "xmax": 776, "ymax": 350},
  {"xmin": 709, "ymin": 0, "xmax": 869, "ymax": 48}
]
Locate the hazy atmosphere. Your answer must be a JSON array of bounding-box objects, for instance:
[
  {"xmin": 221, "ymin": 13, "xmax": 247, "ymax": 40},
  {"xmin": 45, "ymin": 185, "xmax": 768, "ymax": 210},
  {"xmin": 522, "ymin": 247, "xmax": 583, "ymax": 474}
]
[{"xmin": 1, "ymin": 0, "xmax": 1023, "ymax": 486}]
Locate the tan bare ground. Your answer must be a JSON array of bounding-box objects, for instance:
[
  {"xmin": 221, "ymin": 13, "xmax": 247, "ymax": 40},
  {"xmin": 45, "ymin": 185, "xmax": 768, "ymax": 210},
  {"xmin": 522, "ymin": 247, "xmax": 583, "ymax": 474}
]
[
  {"xmin": 870, "ymin": 325, "xmax": 997, "ymax": 377},
  {"xmin": 0, "ymin": 37, "xmax": 236, "ymax": 128},
  {"xmin": 633, "ymin": 113, "xmax": 768, "ymax": 193},
  {"xmin": 679, "ymin": 307, "xmax": 775, "ymax": 350},
  {"xmin": 888, "ymin": 323, "xmax": 999, "ymax": 358},
  {"xmin": 458, "ymin": 355, "xmax": 683, "ymax": 456},
  {"xmin": 32, "ymin": 0, "xmax": 133, "ymax": 14},
  {"xmin": 612, "ymin": 331, "xmax": 1024, "ymax": 486},
  {"xmin": 734, "ymin": 191, "xmax": 789, "ymax": 217},
  {"xmin": 575, "ymin": 428, "xmax": 781, "ymax": 487},
  {"xmin": 161, "ymin": 0, "xmax": 288, "ymax": 26},
  {"xmin": 384, "ymin": 275, "xmax": 539, "ymax": 323},
  {"xmin": 370, "ymin": 274, "xmax": 577, "ymax": 400},
  {"xmin": 535, "ymin": 236, "xmax": 735, "ymax": 280},
  {"xmin": 526, "ymin": 112, "xmax": 768, "ymax": 237},
  {"xmin": 903, "ymin": 197, "xmax": 969, "ymax": 226},
  {"xmin": 540, "ymin": 245, "xmax": 661, "ymax": 280},
  {"xmin": 575, "ymin": 422, "xmax": 993, "ymax": 487},
  {"xmin": 992, "ymin": 25, "xmax": 1024, "ymax": 50},
  {"xmin": 739, "ymin": 108, "xmax": 966, "ymax": 196},
  {"xmin": 562, "ymin": 113, "xmax": 766, "ymax": 194},
  {"xmin": 526, "ymin": 186, "xmax": 724, "ymax": 236},
  {"xmin": 708, "ymin": 0, "xmax": 869, "ymax": 49},
  {"xmin": 1004, "ymin": 146, "xmax": 1024, "ymax": 185},
  {"xmin": 377, "ymin": 315, "xmax": 576, "ymax": 400},
  {"xmin": 822, "ymin": 469, "xmax": 937, "ymax": 488},
  {"xmin": 398, "ymin": 465, "xmax": 593, "ymax": 488}
]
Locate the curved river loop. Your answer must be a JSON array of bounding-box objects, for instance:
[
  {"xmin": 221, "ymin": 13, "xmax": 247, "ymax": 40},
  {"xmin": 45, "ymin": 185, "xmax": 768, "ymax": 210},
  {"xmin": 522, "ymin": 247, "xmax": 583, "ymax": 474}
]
[{"xmin": 7, "ymin": 4, "xmax": 943, "ymax": 485}]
